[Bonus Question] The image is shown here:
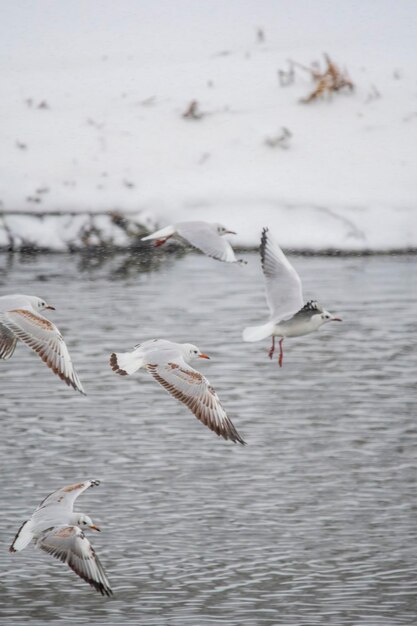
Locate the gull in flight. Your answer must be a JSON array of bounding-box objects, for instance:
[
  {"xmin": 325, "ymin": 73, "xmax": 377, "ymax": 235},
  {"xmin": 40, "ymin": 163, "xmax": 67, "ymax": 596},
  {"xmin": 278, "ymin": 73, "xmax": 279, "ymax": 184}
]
[
  {"xmin": 243, "ymin": 228, "xmax": 342, "ymax": 366},
  {"xmin": 9, "ymin": 479, "xmax": 112, "ymax": 597},
  {"xmin": 142, "ymin": 221, "xmax": 245, "ymax": 264},
  {"xmin": 110, "ymin": 339, "xmax": 245, "ymax": 444},
  {"xmin": 0, "ymin": 294, "xmax": 85, "ymax": 394}
]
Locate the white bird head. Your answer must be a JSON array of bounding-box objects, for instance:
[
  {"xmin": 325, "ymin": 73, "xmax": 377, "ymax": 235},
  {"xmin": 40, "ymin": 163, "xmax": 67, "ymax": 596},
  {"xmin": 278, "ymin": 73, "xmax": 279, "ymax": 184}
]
[
  {"xmin": 74, "ymin": 513, "xmax": 100, "ymax": 532},
  {"xmin": 317, "ymin": 308, "xmax": 343, "ymax": 327},
  {"xmin": 29, "ymin": 296, "xmax": 55, "ymax": 312},
  {"xmin": 212, "ymin": 223, "xmax": 236, "ymax": 236},
  {"xmin": 181, "ymin": 343, "xmax": 210, "ymax": 362}
]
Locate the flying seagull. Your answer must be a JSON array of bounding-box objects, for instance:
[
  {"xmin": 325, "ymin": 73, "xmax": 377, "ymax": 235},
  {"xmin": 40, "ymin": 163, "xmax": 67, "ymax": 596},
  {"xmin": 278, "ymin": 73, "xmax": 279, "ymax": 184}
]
[
  {"xmin": 0, "ymin": 294, "xmax": 85, "ymax": 394},
  {"xmin": 142, "ymin": 221, "xmax": 245, "ymax": 264},
  {"xmin": 9, "ymin": 479, "xmax": 112, "ymax": 597},
  {"xmin": 110, "ymin": 339, "xmax": 245, "ymax": 444},
  {"xmin": 243, "ymin": 228, "xmax": 342, "ymax": 366}
]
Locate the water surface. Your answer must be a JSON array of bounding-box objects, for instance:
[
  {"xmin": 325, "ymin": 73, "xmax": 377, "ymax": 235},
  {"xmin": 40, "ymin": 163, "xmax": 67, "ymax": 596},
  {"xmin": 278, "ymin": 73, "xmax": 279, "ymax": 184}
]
[{"xmin": 0, "ymin": 251, "xmax": 416, "ymax": 625}]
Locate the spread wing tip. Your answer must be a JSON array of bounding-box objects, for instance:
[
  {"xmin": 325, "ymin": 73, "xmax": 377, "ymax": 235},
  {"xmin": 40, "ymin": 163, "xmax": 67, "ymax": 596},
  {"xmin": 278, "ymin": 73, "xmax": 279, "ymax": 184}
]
[
  {"xmin": 66, "ymin": 560, "xmax": 113, "ymax": 597},
  {"xmin": 217, "ymin": 422, "xmax": 246, "ymax": 445},
  {"xmin": 34, "ymin": 349, "xmax": 86, "ymax": 395},
  {"xmin": 87, "ymin": 577, "xmax": 113, "ymax": 597},
  {"xmin": 64, "ymin": 373, "xmax": 86, "ymax": 395}
]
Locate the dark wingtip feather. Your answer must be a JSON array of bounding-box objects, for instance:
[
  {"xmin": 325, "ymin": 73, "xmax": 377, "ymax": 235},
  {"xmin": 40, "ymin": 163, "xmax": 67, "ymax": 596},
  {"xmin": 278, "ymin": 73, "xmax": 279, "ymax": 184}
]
[
  {"xmin": 9, "ymin": 520, "xmax": 28, "ymax": 553},
  {"xmin": 260, "ymin": 227, "xmax": 269, "ymax": 270},
  {"xmin": 230, "ymin": 428, "xmax": 246, "ymax": 446}
]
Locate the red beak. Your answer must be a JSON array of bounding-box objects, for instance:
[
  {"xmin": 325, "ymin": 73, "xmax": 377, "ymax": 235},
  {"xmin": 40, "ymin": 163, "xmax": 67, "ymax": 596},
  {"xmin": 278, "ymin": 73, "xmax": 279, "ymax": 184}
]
[
  {"xmin": 332, "ymin": 317, "xmax": 342, "ymax": 322},
  {"xmin": 89, "ymin": 524, "xmax": 101, "ymax": 531},
  {"xmin": 46, "ymin": 305, "xmax": 56, "ymax": 310},
  {"xmin": 198, "ymin": 353, "xmax": 210, "ymax": 359}
]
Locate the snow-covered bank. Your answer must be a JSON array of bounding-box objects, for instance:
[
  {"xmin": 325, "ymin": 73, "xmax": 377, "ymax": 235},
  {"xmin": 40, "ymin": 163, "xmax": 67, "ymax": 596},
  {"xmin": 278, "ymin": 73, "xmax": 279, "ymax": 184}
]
[
  {"xmin": 0, "ymin": 211, "xmax": 155, "ymax": 252},
  {"xmin": 0, "ymin": 206, "xmax": 415, "ymax": 254},
  {"xmin": 1, "ymin": 1, "xmax": 416, "ymax": 252}
]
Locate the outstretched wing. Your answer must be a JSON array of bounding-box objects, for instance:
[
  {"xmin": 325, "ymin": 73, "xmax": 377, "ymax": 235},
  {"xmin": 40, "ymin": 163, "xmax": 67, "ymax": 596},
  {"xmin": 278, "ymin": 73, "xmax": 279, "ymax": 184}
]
[
  {"xmin": 176, "ymin": 222, "xmax": 238, "ymax": 263},
  {"xmin": 0, "ymin": 308, "xmax": 85, "ymax": 394},
  {"xmin": 35, "ymin": 480, "xmax": 100, "ymax": 514},
  {"xmin": 147, "ymin": 357, "xmax": 245, "ymax": 444},
  {"xmin": 260, "ymin": 228, "xmax": 303, "ymax": 322},
  {"xmin": 0, "ymin": 323, "xmax": 17, "ymax": 360},
  {"xmin": 36, "ymin": 526, "xmax": 112, "ymax": 596}
]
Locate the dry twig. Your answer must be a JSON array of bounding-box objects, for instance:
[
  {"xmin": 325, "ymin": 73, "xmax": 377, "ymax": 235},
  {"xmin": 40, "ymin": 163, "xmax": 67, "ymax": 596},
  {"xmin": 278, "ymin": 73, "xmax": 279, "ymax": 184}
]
[
  {"xmin": 288, "ymin": 54, "xmax": 354, "ymax": 103},
  {"xmin": 278, "ymin": 61, "xmax": 295, "ymax": 87},
  {"xmin": 182, "ymin": 100, "xmax": 204, "ymax": 120}
]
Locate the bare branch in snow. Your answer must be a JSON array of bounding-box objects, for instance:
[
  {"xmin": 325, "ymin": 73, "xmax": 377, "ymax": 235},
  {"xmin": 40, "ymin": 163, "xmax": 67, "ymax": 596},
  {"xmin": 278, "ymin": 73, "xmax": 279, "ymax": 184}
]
[
  {"xmin": 182, "ymin": 100, "xmax": 204, "ymax": 120},
  {"xmin": 365, "ymin": 84, "xmax": 381, "ymax": 103},
  {"xmin": 300, "ymin": 54, "xmax": 354, "ymax": 103},
  {"xmin": 278, "ymin": 61, "xmax": 295, "ymax": 87}
]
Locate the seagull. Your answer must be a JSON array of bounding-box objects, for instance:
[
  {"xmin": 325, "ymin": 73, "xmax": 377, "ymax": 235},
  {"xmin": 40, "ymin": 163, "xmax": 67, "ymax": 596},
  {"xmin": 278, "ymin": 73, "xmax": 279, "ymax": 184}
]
[
  {"xmin": 243, "ymin": 228, "xmax": 342, "ymax": 366},
  {"xmin": 110, "ymin": 339, "xmax": 245, "ymax": 444},
  {"xmin": 0, "ymin": 294, "xmax": 85, "ymax": 394},
  {"xmin": 9, "ymin": 479, "xmax": 112, "ymax": 597},
  {"xmin": 142, "ymin": 221, "xmax": 245, "ymax": 264}
]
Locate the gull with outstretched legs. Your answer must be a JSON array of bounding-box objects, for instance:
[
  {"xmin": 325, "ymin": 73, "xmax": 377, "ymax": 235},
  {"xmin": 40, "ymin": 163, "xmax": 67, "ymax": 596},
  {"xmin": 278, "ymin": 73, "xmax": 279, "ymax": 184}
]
[{"xmin": 243, "ymin": 228, "xmax": 342, "ymax": 366}]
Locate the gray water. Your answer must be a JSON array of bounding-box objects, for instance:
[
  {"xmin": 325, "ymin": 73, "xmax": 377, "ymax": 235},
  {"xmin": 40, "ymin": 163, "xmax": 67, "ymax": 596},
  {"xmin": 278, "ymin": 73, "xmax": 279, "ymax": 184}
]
[{"xmin": 0, "ymin": 251, "xmax": 416, "ymax": 626}]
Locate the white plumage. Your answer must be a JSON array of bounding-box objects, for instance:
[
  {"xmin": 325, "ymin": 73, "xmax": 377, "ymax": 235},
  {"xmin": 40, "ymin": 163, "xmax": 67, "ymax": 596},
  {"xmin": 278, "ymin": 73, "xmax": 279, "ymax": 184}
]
[
  {"xmin": 9, "ymin": 480, "xmax": 112, "ymax": 597},
  {"xmin": 142, "ymin": 220, "xmax": 245, "ymax": 264},
  {"xmin": 0, "ymin": 293, "xmax": 85, "ymax": 394},
  {"xmin": 243, "ymin": 229, "xmax": 342, "ymax": 366},
  {"xmin": 110, "ymin": 339, "xmax": 245, "ymax": 444}
]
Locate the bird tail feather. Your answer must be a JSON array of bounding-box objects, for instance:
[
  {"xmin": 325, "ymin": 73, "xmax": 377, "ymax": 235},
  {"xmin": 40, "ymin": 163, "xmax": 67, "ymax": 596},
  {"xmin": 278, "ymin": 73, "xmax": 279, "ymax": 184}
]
[
  {"xmin": 141, "ymin": 225, "xmax": 175, "ymax": 241},
  {"xmin": 109, "ymin": 350, "xmax": 144, "ymax": 376},
  {"xmin": 242, "ymin": 321, "xmax": 275, "ymax": 342}
]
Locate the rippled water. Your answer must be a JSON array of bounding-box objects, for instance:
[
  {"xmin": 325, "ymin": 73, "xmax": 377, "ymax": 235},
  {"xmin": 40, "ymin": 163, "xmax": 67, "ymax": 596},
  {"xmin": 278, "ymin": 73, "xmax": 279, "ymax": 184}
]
[{"xmin": 0, "ymin": 251, "xmax": 416, "ymax": 625}]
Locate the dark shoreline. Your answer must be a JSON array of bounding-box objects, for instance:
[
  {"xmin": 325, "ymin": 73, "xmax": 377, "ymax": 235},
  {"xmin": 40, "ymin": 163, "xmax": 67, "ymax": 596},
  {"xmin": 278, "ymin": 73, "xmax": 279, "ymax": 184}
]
[
  {"xmin": 0, "ymin": 246, "xmax": 416, "ymax": 257},
  {"xmin": 1, "ymin": 210, "xmax": 415, "ymax": 257}
]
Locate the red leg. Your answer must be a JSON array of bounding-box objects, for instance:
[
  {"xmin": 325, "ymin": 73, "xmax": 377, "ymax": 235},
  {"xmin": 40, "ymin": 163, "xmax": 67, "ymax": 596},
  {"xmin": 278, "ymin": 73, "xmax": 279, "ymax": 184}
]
[
  {"xmin": 268, "ymin": 336, "xmax": 275, "ymax": 359},
  {"xmin": 278, "ymin": 338, "xmax": 284, "ymax": 367},
  {"xmin": 155, "ymin": 234, "xmax": 174, "ymax": 247}
]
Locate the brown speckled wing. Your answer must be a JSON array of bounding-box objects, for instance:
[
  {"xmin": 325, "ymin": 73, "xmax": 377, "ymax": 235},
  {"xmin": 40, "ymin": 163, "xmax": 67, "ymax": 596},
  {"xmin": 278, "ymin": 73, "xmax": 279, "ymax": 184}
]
[
  {"xmin": 147, "ymin": 358, "xmax": 245, "ymax": 444},
  {"xmin": 36, "ymin": 526, "xmax": 112, "ymax": 596},
  {"xmin": 0, "ymin": 323, "xmax": 17, "ymax": 360},
  {"xmin": 0, "ymin": 308, "xmax": 85, "ymax": 394}
]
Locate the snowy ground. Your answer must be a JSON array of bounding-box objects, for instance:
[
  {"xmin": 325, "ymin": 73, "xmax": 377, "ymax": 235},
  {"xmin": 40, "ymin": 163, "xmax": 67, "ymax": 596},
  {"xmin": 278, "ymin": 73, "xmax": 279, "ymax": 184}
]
[{"xmin": 1, "ymin": 1, "xmax": 416, "ymax": 251}]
